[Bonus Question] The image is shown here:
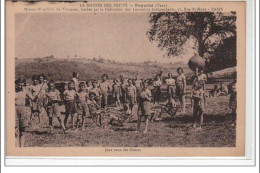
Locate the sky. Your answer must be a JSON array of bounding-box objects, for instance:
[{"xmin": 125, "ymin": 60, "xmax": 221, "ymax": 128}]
[{"xmin": 15, "ymin": 13, "xmax": 195, "ymax": 63}]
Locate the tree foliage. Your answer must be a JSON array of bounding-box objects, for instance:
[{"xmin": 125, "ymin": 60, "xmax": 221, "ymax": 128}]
[{"xmin": 147, "ymin": 12, "xmax": 237, "ymax": 71}]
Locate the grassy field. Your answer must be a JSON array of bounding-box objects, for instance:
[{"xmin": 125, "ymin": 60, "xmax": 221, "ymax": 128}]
[{"xmin": 23, "ymin": 84, "xmax": 236, "ymax": 148}]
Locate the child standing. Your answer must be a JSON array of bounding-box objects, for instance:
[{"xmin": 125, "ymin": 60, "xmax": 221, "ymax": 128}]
[
  {"xmin": 45, "ymin": 80, "xmax": 66, "ymax": 134},
  {"xmin": 86, "ymin": 80, "xmax": 92, "ymax": 92},
  {"xmin": 29, "ymin": 75, "xmax": 42, "ymax": 123},
  {"xmin": 125, "ymin": 79, "xmax": 137, "ymax": 117},
  {"xmin": 112, "ymin": 78, "xmax": 122, "ymax": 108},
  {"xmin": 191, "ymin": 82, "xmax": 205, "ymax": 129},
  {"xmin": 228, "ymin": 77, "xmax": 237, "ymax": 126},
  {"xmin": 100, "ymin": 74, "xmax": 111, "ymax": 109},
  {"xmin": 15, "ymin": 77, "xmax": 38, "ymax": 147},
  {"xmin": 153, "ymin": 74, "xmax": 162, "ymax": 105},
  {"xmin": 166, "ymin": 73, "xmax": 176, "ymax": 99},
  {"xmin": 90, "ymin": 80, "xmax": 102, "ymax": 107},
  {"xmin": 176, "ymin": 67, "xmax": 187, "ymax": 114},
  {"xmin": 134, "ymin": 74, "xmax": 143, "ymax": 98},
  {"xmin": 63, "ymin": 82, "xmax": 78, "ymax": 129},
  {"xmin": 75, "ymin": 82, "xmax": 90, "ymax": 131},
  {"xmin": 72, "ymin": 72, "xmax": 79, "ymax": 91},
  {"xmin": 137, "ymin": 80, "xmax": 152, "ymax": 134}
]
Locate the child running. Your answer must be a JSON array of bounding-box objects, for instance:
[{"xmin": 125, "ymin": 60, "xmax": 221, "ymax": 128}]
[
  {"xmin": 136, "ymin": 80, "xmax": 152, "ymax": 134},
  {"xmin": 63, "ymin": 81, "xmax": 78, "ymax": 129},
  {"xmin": 112, "ymin": 78, "xmax": 122, "ymax": 108},
  {"xmin": 75, "ymin": 82, "xmax": 90, "ymax": 131},
  {"xmin": 45, "ymin": 80, "xmax": 66, "ymax": 134}
]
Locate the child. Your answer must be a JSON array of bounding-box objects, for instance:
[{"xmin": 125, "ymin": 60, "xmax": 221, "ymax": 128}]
[
  {"xmin": 112, "ymin": 78, "xmax": 122, "ymax": 108},
  {"xmin": 217, "ymin": 82, "xmax": 229, "ymax": 96},
  {"xmin": 209, "ymin": 85, "xmax": 219, "ymax": 97},
  {"xmin": 86, "ymin": 80, "xmax": 92, "ymax": 92},
  {"xmin": 134, "ymin": 74, "xmax": 143, "ymax": 97},
  {"xmin": 125, "ymin": 79, "xmax": 137, "ymax": 118},
  {"xmin": 75, "ymin": 82, "xmax": 90, "ymax": 131},
  {"xmin": 137, "ymin": 80, "xmax": 152, "ymax": 134},
  {"xmin": 38, "ymin": 74, "xmax": 48, "ymax": 112},
  {"xmin": 162, "ymin": 95, "xmax": 178, "ymax": 118},
  {"xmin": 15, "ymin": 77, "xmax": 38, "ymax": 147},
  {"xmin": 176, "ymin": 67, "xmax": 187, "ymax": 114},
  {"xmin": 193, "ymin": 69, "xmax": 207, "ymax": 104},
  {"xmin": 100, "ymin": 74, "xmax": 111, "ymax": 109},
  {"xmin": 166, "ymin": 73, "xmax": 176, "ymax": 99},
  {"xmin": 228, "ymin": 77, "xmax": 237, "ymax": 126},
  {"xmin": 72, "ymin": 72, "xmax": 79, "ymax": 91},
  {"xmin": 90, "ymin": 80, "xmax": 102, "ymax": 107},
  {"xmin": 63, "ymin": 81, "xmax": 78, "ymax": 129},
  {"xmin": 88, "ymin": 92, "xmax": 104, "ymax": 127},
  {"xmin": 153, "ymin": 74, "xmax": 162, "ymax": 105},
  {"xmin": 29, "ymin": 75, "xmax": 42, "ymax": 123},
  {"xmin": 190, "ymin": 82, "xmax": 205, "ymax": 129},
  {"xmin": 45, "ymin": 80, "xmax": 66, "ymax": 134},
  {"xmin": 120, "ymin": 77, "xmax": 128, "ymax": 107}
]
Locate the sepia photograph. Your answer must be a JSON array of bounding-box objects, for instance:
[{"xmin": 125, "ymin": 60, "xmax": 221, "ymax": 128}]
[
  {"xmin": 4, "ymin": 1, "xmax": 248, "ymax": 159},
  {"xmin": 14, "ymin": 11, "xmax": 238, "ymax": 148}
]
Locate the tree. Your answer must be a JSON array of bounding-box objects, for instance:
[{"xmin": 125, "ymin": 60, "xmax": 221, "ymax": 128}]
[{"xmin": 147, "ymin": 12, "xmax": 237, "ymax": 70}]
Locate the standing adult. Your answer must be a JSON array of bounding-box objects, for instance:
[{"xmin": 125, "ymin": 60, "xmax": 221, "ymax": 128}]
[{"xmin": 176, "ymin": 67, "xmax": 186, "ymax": 114}]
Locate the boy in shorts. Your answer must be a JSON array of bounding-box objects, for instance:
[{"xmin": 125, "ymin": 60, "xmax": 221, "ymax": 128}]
[
  {"xmin": 137, "ymin": 80, "xmax": 152, "ymax": 134},
  {"xmin": 100, "ymin": 74, "xmax": 111, "ymax": 109},
  {"xmin": 45, "ymin": 80, "xmax": 66, "ymax": 134},
  {"xmin": 125, "ymin": 79, "xmax": 137, "ymax": 118},
  {"xmin": 75, "ymin": 82, "xmax": 90, "ymax": 131},
  {"xmin": 15, "ymin": 77, "xmax": 38, "ymax": 147},
  {"xmin": 90, "ymin": 80, "xmax": 102, "ymax": 106},
  {"xmin": 191, "ymin": 82, "xmax": 205, "ymax": 129},
  {"xmin": 63, "ymin": 82, "xmax": 78, "ymax": 129}
]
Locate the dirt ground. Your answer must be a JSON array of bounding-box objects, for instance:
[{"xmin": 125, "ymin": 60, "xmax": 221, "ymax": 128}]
[{"xmin": 23, "ymin": 84, "xmax": 236, "ymax": 147}]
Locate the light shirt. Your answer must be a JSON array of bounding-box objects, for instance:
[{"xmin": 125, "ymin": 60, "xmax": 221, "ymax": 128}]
[
  {"xmin": 176, "ymin": 74, "xmax": 186, "ymax": 85},
  {"xmin": 134, "ymin": 79, "xmax": 142, "ymax": 88},
  {"xmin": 46, "ymin": 89, "xmax": 60, "ymax": 101},
  {"xmin": 139, "ymin": 88, "xmax": 152, "ymax": 102},
  {"xmin": 15, "ymin": 89, "xmax": 31, "ymax": 106},
  {"xmin": 126, "ymin": 85, "xmax": 136, "ymax": 96},
  {"xmin": 63, "ymin": 89, "xmax": 76, "ymax": 101},
  {"xmin": 100, "ymin": 81, "xmax": 110, "ymax": 93},
  {"xmin": 72, "ymin": 77, "xmax": 79, "ymax": 91},
  {"xmin": 166, "ymin": 78, "xmax": 176, "ymax": 86},
  {"xmin": 76, "ymin": 90, "xmax": 88, "ymax": 103},
  {"xmin": 90, "ymin": 87, "xmax": 102, "ymax": 98},
  {"xmin": 153, "ymin": 80, "xmax": 162, "ymax": 87}
]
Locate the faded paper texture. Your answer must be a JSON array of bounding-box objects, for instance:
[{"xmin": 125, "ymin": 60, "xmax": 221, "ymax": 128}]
[{"xmin": 6, "ymin": 1, "xmax": 246, "ymax": 157}]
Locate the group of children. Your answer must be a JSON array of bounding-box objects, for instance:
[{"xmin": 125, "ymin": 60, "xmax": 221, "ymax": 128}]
[{"xmin": 15, "ymin": 68, "xmax": 237, "ymax": 147}]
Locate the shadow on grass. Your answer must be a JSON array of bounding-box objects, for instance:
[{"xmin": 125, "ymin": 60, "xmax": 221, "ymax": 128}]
[
  {"xmin": 204, "ymin": 113, "xmax": 234, "ymax": 123},
  {"xmin": 28, "ymin": 130, "xmax": 49, "ymax": 135},
  {"xmin": 113, "ymin": 127, "xmax": 136, "ymax": 132}
]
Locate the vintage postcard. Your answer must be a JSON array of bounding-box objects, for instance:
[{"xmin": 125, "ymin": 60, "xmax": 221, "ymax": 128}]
[{"xmin": 6, "ymin": 1, "xmax": 246, "ymax": 157}]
